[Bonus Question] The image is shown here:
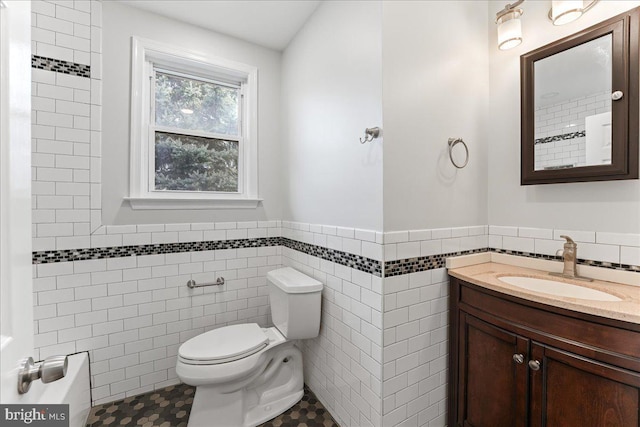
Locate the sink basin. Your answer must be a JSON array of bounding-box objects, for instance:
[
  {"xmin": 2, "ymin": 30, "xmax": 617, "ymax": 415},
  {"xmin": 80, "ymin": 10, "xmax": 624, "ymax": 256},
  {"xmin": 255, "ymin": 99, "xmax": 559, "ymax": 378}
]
[{"xmin": 498, "ymin": 276, "xmax": 623, "ymax": 302}]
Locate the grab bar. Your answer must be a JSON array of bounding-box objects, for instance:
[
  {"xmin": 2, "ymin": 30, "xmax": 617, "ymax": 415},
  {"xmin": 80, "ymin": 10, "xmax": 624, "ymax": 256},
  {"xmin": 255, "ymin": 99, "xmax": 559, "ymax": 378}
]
[{"xmin": 186, "ymin": 277, "xmax": 225, "ymax": 289}]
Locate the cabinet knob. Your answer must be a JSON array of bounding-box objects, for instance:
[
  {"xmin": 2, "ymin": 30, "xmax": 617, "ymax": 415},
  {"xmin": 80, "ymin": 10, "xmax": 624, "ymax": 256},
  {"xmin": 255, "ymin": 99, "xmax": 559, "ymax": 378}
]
[
  {"xmin": 512, "ymin": 354, "xmax": 524, "ymax": 364},
  {"xmin": 528, "ymin": 359, "xmax": 541, "ymax": 371}
]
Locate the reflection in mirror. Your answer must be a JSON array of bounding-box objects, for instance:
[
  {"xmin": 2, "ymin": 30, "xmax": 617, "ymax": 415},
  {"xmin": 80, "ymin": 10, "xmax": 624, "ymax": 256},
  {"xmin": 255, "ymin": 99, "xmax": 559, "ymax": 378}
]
[{"xmin": 533, "ymin": 34, "xmax": 612, "ymax": 171}]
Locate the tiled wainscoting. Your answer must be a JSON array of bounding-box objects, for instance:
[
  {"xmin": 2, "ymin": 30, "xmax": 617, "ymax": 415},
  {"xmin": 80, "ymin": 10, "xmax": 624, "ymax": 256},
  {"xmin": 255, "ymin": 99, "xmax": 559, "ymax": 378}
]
[
  {"xmin": 32, "ymin": 221, "xmax": 388, "ymax": 410},
  {"xmin": 487, "ymin": 225, "xmax": 639, "ymax": 270},
  {"xmin": 282, "ymin": 231, "xmax": 384, "ymax": 427},
  {"xmin": 376, "ymin": 226, "xmax": 486, "ymax": 426},
  {"xmin": 376, "ymin": 224, "xmax": 638, "ymax": 427},
  {"xmin": 32, "ymin": 221, "xmax": 638, "ymax": 425},
  {"xmin": 33, "ymin": 223, "xmax": 283, "ymax": 405},
  {"xmin": 381, "ymin": 271, "xmax": 450, "ymax": 427}
]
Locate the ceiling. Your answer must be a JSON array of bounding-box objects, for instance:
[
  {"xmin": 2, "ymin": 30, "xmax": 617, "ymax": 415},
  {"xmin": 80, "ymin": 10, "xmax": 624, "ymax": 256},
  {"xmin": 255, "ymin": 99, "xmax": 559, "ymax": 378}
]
[{"xmin": 118, "ymin": 0, "xmax": 322, "ymax": 51}]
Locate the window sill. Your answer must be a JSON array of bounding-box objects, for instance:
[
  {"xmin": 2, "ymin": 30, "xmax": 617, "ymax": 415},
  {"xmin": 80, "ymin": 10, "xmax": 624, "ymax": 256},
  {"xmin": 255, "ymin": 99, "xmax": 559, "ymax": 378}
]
[{"xmin": 125, "ymin": 197, "xmax": 262, "ymax": 210}]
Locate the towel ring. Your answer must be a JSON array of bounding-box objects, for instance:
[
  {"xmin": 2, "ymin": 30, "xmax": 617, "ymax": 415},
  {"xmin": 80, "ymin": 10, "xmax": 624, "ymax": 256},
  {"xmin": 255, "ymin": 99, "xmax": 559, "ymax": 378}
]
[{"xmin": 448, "ymin": 137, "xmax": 469, "ymax": 169}]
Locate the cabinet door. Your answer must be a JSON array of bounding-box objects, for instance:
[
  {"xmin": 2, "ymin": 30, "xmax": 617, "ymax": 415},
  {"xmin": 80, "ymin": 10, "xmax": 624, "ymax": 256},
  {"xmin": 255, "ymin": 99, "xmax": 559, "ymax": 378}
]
[
  {"xmin": 457, "ymin": 313, "xmax": 529, "ymax": 427},
  {"xmin": 530, "ymin": 343, "xmax": 640, "ymax": 427}
]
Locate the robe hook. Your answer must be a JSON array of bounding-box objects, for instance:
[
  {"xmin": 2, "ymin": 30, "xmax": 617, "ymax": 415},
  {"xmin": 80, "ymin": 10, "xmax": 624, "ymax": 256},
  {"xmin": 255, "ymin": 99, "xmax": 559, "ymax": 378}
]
[{"xmin": 360, "ymin": 127, "xmax": 381, "ymax": 144}]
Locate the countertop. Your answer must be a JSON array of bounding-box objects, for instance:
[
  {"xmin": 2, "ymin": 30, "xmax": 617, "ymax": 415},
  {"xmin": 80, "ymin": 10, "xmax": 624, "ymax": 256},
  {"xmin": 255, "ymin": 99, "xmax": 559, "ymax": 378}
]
[{"xmin": 449, "ymin": 262, "xmax": 640, "ymax": 324}]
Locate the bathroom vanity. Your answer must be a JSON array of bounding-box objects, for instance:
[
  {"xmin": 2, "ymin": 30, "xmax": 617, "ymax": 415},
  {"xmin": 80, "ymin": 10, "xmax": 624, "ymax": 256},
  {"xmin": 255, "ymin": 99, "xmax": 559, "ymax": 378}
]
[{"xmin": 447, "ymin": 261, "xmax": 640, "ymax": 427}]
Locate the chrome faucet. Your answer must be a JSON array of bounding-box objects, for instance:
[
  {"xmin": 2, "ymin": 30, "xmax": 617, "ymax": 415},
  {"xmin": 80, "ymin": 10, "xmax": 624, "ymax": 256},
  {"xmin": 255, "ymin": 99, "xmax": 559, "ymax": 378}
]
[{"xmin": 549, "ymin": 235, "xmax": 592, "ymax": 282}]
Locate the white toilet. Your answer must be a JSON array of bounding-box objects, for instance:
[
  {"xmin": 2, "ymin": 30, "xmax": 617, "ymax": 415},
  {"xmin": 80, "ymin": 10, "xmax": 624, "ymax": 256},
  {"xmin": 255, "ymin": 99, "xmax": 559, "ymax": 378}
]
[{"xmin": 176, "ymin": 267, "xmax": 323, "ymax": 427}]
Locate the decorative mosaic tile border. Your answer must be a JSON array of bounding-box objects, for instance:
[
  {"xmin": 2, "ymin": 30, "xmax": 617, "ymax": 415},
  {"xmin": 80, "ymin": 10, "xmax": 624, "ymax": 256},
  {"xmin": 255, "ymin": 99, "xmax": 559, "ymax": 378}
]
[
  {"xmin": 31, "ymin": 55, "xmax": 91, "ymax": 78},
  {"xmin": 534, "ymin": 130, "xmax": 585, "ymax": 145},
  {"xmin": 31, "ymin": 240, "xmax": 638, "ymax": 276},
  {"xmin": 385, "ymin": 247, "xmax": 640, "ymax": 276},
  {"xmin": 32, "ymin": 236, "xmax": 383, "ymax": 276},
  {"xmin": 32, "ymin": 237, "xmax": 282, "ymax": 264},
  {"xmin": 384, "ymin": 248, "xmax": 489, "ymax": 277},
  {"xmin": 489, "ymin": 248, "xmax": 640, "ymax": 273},
  {"xmin": 281, "ymin": 238, "xmax": 382, "ymax": 277}
]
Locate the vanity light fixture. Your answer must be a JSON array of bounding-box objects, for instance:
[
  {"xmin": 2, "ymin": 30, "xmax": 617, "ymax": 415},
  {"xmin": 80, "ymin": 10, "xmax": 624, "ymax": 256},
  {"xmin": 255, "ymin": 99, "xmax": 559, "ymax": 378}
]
[
  {"xmin": 549, "ymin": 0, "xmax": 599, "ymax": 26},
  {"xmin": 496, "ymin": 0, "xmax": 524, "ymax": 50}
]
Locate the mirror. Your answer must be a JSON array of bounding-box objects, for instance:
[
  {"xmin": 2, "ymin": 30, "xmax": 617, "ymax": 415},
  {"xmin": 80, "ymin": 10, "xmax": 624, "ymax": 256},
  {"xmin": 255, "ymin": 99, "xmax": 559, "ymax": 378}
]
[
  {"xmin": 521, "ymin": 7, "xmax": 639, "ymax": 185},
  {"xmin": 534, "ymin": 34, "xmax": 612, "ymax": 170}
]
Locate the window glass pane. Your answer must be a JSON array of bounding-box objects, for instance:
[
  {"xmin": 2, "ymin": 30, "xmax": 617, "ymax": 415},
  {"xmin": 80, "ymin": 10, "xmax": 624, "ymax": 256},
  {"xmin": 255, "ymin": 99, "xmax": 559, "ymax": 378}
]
[
  {"xmin": 155, "ymin": 71, "xmax": 239, "ymax": 135},
  {"xmin": 154, "ymin": 132, "xmax": 239, "ymax": 192}
]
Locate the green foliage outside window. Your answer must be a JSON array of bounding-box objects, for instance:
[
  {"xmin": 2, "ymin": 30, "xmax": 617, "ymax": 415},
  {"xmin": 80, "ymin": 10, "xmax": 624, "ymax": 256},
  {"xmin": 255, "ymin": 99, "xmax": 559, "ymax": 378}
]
[
  {"xmin": 154, "ymin": 133, "xmax": 239, "ymax": 192},
  {"xmin": 153, "ymin": 70, "xmax": 240, "ymax": 192},
  {"xmin": 155, "ymin": 71, "xmax": 239, "ymax": 135}
]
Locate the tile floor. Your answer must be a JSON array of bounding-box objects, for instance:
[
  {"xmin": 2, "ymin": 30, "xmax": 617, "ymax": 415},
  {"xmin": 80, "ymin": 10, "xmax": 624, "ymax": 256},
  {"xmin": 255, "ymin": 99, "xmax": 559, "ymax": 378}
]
[{"xmin": 86, "ymin": 383, "xmax": 339, "ymax": 427}]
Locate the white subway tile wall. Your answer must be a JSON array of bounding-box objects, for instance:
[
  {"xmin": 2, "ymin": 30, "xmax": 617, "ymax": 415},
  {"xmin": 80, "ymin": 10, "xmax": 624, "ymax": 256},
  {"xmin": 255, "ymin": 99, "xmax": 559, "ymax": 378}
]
[
  {"xmin": 32, "ymin": 219, "xmax": 394, "ymax": 408},
  {"xmin": 31, "ymin": 0, "xmax": 103, "ymax": 252},
  {"xmin": 534, "ymin": 137, "xmax": 586, "ymax": 170},
  {"xmin": 490, "ymin": 225, "xmax": 640, "ymax": 267},
  {"xmin": 382, "ymin": 269, "xmax": 449, "ymax": 427},
  {"xmin": 534, "ymin": 91, "xmax": 610, "ymax": 139},
  {"xmin": 382, "ymin": 226, "xmax": 489, "ymax": 262},
  {"xmin": 283, "ymin": 221, "xmax": 384, "ymax": 262},
  {"xmin": 34, "ymin": 237, "xmax": 281, "ymax": 405},
  {"xmin": 534, "ymin": 91, "xmax": 610, "ymax": 170},
  {"xmin": 282, "ymin": 244, "xmax": 384, "ymax": 427}
]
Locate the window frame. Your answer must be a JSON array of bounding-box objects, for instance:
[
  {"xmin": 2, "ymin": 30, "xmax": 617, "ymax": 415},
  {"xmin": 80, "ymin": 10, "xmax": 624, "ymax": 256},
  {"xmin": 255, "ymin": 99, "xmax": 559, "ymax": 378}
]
[{"xmin": 127, "ymin": 37, "xmax": 260, "ymax": 210}]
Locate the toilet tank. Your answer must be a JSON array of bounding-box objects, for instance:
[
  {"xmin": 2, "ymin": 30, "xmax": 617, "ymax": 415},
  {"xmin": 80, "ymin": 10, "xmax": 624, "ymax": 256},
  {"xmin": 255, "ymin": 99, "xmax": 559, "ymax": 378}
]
[{"xmin": 267, "ymin": 267, "xmax": 323, "ymax": 339}]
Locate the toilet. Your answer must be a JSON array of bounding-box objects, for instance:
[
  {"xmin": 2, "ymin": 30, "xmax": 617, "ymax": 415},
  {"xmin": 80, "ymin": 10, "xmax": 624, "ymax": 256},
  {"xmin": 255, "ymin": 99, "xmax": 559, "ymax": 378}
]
[{"xmin": 176, "ymin": 267, "xmax": 323, "ymax": 427}]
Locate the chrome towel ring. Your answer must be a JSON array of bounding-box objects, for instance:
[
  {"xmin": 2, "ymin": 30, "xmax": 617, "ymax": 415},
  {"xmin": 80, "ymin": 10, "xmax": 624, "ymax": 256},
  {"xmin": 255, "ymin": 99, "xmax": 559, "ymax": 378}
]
[{"xmin": 448, "ymin": 137, "xmax": 469, "ymax": 169}]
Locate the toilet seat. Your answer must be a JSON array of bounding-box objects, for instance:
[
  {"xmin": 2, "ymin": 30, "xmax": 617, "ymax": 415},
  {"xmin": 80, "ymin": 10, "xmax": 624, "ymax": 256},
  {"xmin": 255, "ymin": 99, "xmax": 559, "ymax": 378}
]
[{"xmin": 179, "ymin": 323, "xmax": 269, "ymax": 365}]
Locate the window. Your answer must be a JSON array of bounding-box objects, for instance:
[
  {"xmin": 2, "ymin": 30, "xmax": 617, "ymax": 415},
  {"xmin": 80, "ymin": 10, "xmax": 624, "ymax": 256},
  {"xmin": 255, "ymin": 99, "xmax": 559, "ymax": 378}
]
[{"xmin": 127, "ymin": 37, "xmax": 260, "ymax": 209}]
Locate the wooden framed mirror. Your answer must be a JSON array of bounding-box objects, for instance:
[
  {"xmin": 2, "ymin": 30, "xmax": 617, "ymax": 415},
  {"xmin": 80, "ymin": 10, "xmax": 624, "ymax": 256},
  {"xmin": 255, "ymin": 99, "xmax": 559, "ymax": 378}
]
[{"xmin": 521, "ymin": 7, "xmax": 639, "ymax": 185}]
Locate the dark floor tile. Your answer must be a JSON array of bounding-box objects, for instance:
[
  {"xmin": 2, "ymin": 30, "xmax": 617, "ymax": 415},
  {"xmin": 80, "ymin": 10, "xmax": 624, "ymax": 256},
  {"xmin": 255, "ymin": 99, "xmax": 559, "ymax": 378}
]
[
  {"xmin": 257, "ymin": 386, "xmax": 339, "ymax": 427},
  {"xmin": 87, "ymin": 384, "xmax": 339, "ymax": 427}
]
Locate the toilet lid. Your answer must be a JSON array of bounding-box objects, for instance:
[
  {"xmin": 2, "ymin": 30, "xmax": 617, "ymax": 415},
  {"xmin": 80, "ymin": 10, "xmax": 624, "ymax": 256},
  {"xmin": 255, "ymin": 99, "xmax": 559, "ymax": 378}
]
[{"xmin": 179, "ymin": 323, "xmax": 269, "ymax": 363}]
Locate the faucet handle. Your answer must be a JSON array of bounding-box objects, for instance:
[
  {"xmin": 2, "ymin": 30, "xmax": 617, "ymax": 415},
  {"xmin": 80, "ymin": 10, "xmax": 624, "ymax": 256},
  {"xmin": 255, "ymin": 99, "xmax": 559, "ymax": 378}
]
[{"xmin": 559, "ymin": 235, "xmax": 576, "ymax": 245}]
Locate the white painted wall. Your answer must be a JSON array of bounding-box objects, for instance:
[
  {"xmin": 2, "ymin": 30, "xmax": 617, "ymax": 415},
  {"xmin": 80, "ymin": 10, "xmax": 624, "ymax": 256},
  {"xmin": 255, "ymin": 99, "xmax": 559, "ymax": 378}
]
[
  {"xmin": 382, "ymin": 1, "xmax": 490, "ymax": 232},
  {"xmin": 488, "ymin": 0, "xmax": 640, "ymax": 233},
  {"xmin": 102, "ymin": 2, "xmax": 283, "ymax": 225},
  {"xmin": 281, "ymin": 1, "xmax": 383, "ymax": 231}
]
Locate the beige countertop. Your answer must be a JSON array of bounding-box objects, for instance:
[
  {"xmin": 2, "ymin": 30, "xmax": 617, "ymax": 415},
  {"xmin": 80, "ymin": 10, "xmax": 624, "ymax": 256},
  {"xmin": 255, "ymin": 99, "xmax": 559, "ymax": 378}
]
[{"xmin": 449, "ymin": 261, "xmax": 640, "ymax": 324}]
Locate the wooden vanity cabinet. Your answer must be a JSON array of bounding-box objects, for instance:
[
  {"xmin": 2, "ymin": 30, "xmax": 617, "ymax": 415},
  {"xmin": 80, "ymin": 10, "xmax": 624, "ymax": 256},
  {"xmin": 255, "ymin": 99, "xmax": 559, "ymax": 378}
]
[{"xmin": 448, "ymin": 276, "xmax": 640, "ymax": 427}]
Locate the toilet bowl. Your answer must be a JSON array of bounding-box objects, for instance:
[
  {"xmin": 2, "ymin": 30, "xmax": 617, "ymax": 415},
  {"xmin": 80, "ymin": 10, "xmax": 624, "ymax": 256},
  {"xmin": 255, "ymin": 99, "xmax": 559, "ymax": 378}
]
[{"xmin": 176, "ymin": 267, "xmax": 323, "ymax": 427}]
